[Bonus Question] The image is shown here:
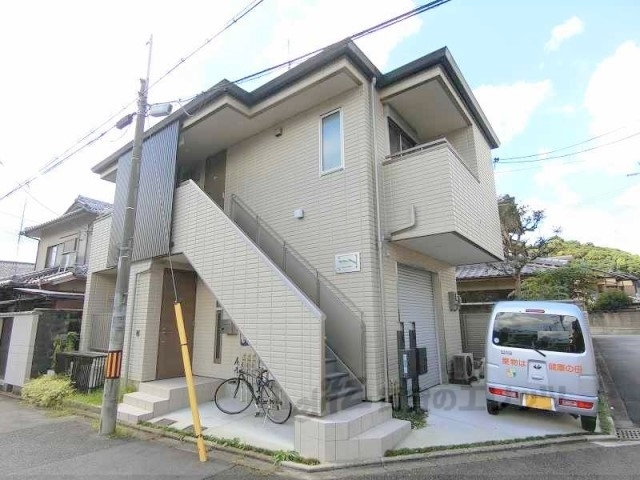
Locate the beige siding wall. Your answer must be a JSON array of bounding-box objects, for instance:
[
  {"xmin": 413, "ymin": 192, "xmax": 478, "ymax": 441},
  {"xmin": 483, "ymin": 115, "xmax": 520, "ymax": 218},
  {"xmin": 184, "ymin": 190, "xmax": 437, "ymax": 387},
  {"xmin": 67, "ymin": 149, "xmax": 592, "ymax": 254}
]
[
  {"xmin": 172, "ymin": 181, "xmax": 325, "ymax": 415},
  {"xmin": 224, "ymin": 83, "xmax": 384, "ymax": 399},
  {"xmin": 192, "ymin": 278, "xmax": 255, "ymax": 379}
]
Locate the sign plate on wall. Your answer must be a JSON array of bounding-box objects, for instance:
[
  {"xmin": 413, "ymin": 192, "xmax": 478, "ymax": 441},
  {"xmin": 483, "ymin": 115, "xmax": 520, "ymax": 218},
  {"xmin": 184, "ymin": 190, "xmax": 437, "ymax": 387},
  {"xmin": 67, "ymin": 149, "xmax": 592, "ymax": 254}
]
[{"xmin": 335, "ymin": 252, "xmax": 361, "ymax": 274}]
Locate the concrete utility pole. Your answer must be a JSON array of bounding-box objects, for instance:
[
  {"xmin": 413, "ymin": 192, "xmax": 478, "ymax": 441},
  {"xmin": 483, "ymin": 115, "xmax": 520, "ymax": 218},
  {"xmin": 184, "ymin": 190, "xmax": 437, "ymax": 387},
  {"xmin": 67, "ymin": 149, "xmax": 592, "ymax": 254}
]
[{"xmin": 100, "ymin": 78, "xmax": 148, "ymax": 435}]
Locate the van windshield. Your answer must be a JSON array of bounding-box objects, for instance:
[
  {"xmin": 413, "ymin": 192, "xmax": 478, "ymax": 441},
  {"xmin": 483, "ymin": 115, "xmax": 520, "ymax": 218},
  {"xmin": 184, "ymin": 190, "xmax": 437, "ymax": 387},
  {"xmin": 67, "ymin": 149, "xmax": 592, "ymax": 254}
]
[{"xmin": 492, "ymin": 312, "xmax": 585, "ymax": 354}]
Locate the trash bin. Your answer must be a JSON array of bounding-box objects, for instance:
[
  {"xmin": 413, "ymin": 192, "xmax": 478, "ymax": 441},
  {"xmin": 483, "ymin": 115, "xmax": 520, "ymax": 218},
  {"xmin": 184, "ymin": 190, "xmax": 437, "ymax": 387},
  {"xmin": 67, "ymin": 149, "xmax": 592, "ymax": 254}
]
[{"xmin": 55, "ymin": 351, "xmax": 107, "ymax": 393}]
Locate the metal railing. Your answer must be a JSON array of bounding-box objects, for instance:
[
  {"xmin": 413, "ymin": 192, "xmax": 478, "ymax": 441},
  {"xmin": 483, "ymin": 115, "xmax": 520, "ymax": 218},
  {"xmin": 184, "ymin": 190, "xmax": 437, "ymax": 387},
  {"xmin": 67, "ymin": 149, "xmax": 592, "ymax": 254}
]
[{"xmin": 230, "ymin": 194, "xmax": 366, "ymax": 383}]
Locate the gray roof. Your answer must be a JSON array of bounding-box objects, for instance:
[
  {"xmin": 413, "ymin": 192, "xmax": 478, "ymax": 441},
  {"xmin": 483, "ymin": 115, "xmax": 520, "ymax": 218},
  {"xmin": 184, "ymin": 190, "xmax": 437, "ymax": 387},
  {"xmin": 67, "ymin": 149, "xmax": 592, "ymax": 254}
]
[
  {"xmin": 0, "ymin": 265, "xmax": 87, "ymax": 288},
  {"xmin": 456, "ymin": 257, "xmax": 571, "ymax": 280},
  {"xmin": 0, "ymin": 261, "xmax": 34, "ymax": 279},
  {"xmin": 22, "ymin": 196, "xmax": 112, "ymax": 237},
  {"xmin": 92, "ymin": 39, "xmax": 499, "ymax": 175}
]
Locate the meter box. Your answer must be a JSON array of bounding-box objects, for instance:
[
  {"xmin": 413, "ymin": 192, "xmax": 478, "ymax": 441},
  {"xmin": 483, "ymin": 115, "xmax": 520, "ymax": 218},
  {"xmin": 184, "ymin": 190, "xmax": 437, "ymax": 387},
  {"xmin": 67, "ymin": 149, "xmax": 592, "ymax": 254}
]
[{"xmin": 400, "ymin": 349, "xmax": 417, "ymax": 379}]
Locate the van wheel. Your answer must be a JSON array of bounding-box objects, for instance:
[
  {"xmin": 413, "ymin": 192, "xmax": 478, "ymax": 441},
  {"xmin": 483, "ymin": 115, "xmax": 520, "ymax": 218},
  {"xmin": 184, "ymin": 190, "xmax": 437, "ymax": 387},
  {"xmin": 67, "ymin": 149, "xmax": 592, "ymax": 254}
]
[
  {"xmin": 487, "ymin": 400, "xmax": 500, "ymax": 415},
  {"xmin": 581, "ymin": 415, "xmax": 597, "ymax": 432}
]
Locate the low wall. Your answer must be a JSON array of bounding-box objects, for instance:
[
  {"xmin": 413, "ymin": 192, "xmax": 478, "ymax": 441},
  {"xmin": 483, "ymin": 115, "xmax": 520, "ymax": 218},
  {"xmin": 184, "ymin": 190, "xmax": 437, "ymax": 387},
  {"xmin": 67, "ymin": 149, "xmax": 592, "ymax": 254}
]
[{"xmin": 589, "ymin": 310, "xmax": 640, "ymax": 335}]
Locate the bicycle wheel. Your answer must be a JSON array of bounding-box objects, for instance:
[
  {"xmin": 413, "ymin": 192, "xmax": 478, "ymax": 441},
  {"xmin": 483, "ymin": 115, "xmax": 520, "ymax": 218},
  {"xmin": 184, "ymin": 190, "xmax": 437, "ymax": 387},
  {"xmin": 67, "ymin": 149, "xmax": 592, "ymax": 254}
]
[
  {"xmin": 214, "ymin": 378, "xmax": 253, "ymax": 414},
  {"xmin": 262, "ymin": 380, "xmax": 292, "ymax": 424}
]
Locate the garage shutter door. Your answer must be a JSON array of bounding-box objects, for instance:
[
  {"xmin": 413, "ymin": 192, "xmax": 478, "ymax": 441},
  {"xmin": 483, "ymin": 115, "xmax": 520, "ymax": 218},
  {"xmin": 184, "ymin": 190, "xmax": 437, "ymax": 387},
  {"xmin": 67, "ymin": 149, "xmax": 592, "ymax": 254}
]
[
  {"xmin": 461, "ymin": 312, "xmax": 490, "ymax": 360},
  {"xmin": 398, "ymin": 265, "xmax": 440, "ymax": 390}
]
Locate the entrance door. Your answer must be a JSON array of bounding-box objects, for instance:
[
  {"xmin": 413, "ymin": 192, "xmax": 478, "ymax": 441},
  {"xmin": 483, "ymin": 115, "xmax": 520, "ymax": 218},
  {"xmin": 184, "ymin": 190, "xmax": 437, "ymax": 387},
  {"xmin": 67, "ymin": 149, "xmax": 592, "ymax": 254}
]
[
  {"xmin": 0, "ymin": 318, "xmax": 14, "ymax": 379},
  {"xmin": 397, "ymin": 265, "xmax": 441, "ymax": 390},
  {"xmin": 156, "ymin": 269, "xmax": 197, "ymax": 379},
  {"xmin": 204, "ymin": 151, "xmax": 226, "ymax": 209}
]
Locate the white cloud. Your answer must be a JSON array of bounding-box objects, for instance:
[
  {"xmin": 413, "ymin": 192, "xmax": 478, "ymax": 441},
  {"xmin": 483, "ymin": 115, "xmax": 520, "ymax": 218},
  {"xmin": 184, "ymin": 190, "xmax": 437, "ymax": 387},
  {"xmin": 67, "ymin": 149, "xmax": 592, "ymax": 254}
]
[
  {"xmin": 545, "ymin": 16, "xmax": 584, "ymax": 52},
  {"xmin": 263, "ymin": 0, "xmax": 422, "ymax": 69},
  {"xmin": 474, "ymin": 80, "xmax": 552, "ymax": 145},
  {"xmin": 551, "ymin": 104, "xmax": 577, "ymax": 116}
]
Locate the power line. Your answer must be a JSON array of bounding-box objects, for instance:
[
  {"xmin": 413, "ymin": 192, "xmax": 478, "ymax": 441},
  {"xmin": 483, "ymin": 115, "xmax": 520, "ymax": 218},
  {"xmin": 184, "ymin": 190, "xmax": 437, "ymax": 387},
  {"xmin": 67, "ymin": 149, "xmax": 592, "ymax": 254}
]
[
  {"xmin": 496, "ymin": 118, "xmax": 640, "ymax": 162},
  {"xmin": 0, "ymin": 0, "xmax": 452, "ymax": 204},
  {"xmin": 495, "ymin": 130, "xmax": 640, "ymax": 166},
  {"xmin": 0, "ymin": 0, "xmax": 266, "ymax": 204}
]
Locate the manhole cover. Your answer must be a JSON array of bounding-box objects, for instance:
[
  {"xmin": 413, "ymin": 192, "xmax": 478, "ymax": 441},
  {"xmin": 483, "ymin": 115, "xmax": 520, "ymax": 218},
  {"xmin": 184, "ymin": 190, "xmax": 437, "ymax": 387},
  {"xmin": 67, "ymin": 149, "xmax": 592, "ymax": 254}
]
[
  {"xmin": 153, "ymin": 418, "xmax": 176, "ymax": 427},
  {"xmin": 617, "ymin": 428, "xmax": 640, "ymax": 440}
]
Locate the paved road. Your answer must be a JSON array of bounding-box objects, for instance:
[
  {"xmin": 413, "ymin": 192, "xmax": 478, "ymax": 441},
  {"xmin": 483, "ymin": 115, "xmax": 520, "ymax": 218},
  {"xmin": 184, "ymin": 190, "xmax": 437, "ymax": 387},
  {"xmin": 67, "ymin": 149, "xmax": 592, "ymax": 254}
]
[
  {"xmin": 2, "ymin": 394, "xmax": 640, "ymax": 479},
  {"xmin": 593, "ymin": 335, "xmax": 640, "ymax": 426},
  {"xmin": 0, "ymin": 395, "xmax": 280, "ymax": 479}
]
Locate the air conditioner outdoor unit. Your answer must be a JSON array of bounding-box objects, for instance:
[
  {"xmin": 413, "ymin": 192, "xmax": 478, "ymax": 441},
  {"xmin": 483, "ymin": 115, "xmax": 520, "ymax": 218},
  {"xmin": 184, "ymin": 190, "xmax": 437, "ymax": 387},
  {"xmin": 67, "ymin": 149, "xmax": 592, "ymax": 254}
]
[{"xmin": 452, "ymin": 353, "xmax": 474, "ymax": 385}]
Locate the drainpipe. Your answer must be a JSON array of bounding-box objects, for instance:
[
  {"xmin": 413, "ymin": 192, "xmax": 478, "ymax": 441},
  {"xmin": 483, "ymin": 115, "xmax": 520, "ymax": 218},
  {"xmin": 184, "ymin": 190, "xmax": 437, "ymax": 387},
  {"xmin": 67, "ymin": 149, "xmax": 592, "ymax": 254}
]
[
  {"xmin": 121, "ymin": 270, "xmax": 142, "ymax": 391},
  {"xmin": 370, "ymin": 76, "xmax": 390, "ymax": 403}
]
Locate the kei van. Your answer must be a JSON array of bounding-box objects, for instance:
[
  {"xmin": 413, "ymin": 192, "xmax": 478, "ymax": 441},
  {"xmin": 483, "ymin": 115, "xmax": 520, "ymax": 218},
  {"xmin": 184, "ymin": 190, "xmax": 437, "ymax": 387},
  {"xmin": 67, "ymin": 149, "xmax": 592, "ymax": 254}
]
[{"xmin": 485, "ymin": 301, "xmax": 598, "ymax": 432}]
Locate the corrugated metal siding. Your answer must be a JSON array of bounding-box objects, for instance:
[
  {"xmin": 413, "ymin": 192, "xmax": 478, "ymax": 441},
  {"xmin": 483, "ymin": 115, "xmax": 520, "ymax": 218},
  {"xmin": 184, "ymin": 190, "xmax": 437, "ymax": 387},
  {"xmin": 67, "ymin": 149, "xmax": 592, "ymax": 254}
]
[
  {"xmin": 108, "ymin": 121, "xmax": 179, "ymax": 266},
  {"xmin": 397, "ymin": 265, "xmax": 441, "ymax": 390},
  {"xmin": 461, "ymin": 312, "xmax": 490, "ymax": 360}
]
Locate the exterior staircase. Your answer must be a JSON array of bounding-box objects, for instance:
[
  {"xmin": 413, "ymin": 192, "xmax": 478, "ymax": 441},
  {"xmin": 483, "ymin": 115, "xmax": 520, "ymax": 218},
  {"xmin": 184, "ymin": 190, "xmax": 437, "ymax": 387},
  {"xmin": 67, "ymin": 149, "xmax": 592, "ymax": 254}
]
[
  {"xmin": 325, "ymin": 346, "xmax": 364, "ymax": 413},
  {"xmin": 117, "ymin": 376, "xmax": 221, "ymax": 424}
]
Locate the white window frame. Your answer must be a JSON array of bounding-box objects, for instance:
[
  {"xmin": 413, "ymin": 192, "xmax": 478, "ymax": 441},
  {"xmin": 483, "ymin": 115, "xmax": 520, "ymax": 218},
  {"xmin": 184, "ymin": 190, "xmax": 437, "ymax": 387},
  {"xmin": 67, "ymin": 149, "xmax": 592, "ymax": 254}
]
[{"xmin": 319, "ymin": 108, "xmax": 344, "ymax": 176}]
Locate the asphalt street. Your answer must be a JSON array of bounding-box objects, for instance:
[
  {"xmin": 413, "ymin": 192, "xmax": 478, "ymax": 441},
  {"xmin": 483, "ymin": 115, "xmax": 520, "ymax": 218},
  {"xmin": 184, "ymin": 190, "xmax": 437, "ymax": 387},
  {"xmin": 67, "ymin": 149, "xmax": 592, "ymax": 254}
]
[
  {"xmin": 593, "ymin": 335, "xmax": 640, "ymax": 426},
  {"xmin": 1, "ymin": 394, "xmax": 640, "ymax": 479}
]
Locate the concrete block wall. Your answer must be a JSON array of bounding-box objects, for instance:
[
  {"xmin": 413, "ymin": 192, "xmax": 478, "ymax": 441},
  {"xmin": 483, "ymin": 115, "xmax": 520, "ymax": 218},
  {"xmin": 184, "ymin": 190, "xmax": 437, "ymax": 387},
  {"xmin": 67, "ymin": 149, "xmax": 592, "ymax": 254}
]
[
  {"xmin": 1, "ymin": 312, "xmax": 39, "ymax": 387},
  {"xmin": 172, "ymin": 181, "xmax": 325, "ymax": 415}
]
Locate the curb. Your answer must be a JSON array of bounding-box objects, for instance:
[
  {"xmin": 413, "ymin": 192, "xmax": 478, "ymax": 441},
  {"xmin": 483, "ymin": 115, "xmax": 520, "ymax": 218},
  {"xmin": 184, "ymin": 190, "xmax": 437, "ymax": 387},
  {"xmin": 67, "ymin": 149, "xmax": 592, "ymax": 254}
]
[{"xmin": 595, "ymin": 349, "xmax": 626, "ymax": 434}]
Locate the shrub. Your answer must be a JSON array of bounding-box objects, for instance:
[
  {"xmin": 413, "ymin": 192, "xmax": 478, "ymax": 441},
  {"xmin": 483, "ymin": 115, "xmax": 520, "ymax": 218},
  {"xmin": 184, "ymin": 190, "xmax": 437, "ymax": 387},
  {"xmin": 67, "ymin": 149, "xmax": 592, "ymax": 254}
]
[
  {"xmin": 21, "ymin": 375, "xmax": 74, "ymax": 408},
  {"xmin": 592, "ymin": 290, "xmax": 632, "ymax": 311}
]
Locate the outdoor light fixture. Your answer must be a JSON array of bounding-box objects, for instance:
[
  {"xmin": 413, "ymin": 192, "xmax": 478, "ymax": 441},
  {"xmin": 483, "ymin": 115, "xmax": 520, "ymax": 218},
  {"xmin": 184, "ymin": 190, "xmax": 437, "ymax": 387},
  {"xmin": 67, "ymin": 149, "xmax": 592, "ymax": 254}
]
[{"xmin": 148, "ymin": 103, "xmax": 173, "ymax": 117}]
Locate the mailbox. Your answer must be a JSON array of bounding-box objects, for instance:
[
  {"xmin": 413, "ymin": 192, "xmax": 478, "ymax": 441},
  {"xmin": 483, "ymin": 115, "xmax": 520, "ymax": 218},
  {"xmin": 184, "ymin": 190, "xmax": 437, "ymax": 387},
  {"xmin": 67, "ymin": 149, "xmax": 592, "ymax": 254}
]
[{"xmin": 416, "ymin": 347, "xmax": 428, "ymax": 375}]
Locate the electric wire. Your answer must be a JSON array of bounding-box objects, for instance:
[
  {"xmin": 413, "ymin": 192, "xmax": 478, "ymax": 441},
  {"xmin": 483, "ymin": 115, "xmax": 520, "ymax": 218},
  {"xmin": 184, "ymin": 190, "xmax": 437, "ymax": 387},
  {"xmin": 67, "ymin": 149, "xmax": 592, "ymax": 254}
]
[{"xmin": 0, "ymin": 0, "xmax": 451, "ymax": 203}]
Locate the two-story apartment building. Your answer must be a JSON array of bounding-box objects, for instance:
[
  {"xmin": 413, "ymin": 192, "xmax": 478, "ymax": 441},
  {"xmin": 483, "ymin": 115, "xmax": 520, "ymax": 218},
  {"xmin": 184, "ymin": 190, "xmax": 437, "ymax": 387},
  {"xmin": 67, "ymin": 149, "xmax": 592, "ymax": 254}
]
[
  {"xmin": 81, "ymin": 39, "xmax": 502, "ymax": 461},
  {"xmin": 0, "ymin": 196, "xmax": 111, "ymax": 391}
]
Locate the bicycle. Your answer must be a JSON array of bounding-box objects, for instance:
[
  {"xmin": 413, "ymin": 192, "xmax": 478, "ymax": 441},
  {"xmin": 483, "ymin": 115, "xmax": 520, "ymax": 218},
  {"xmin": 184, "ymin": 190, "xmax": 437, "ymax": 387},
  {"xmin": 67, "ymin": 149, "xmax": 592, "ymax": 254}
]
[{"xmin": 214, "ymin": 358, "xmax": 293, "ymax": 424}]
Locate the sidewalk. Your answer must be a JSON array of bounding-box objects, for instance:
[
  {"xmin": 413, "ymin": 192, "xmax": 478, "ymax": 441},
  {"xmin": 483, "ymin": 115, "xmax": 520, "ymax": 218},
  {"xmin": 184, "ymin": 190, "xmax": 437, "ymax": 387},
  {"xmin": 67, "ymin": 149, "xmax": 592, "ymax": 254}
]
[{"xmin": 0, "ymin": 394, "xmax": 280, "ymax": 479}]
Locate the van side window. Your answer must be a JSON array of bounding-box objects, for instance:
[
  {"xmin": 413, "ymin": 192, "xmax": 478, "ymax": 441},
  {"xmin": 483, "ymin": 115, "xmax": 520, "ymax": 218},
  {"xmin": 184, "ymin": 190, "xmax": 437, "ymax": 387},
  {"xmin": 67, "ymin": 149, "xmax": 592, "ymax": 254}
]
[{"xmin": 492, "ymin": 313, "xmax": 585, "ymax": 354}]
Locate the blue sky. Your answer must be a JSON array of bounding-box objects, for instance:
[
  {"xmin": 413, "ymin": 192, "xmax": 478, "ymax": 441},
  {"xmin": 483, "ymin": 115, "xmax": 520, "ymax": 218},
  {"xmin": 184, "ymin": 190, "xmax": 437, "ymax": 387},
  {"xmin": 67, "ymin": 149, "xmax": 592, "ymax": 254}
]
[{"xmin": 1, "ymin": 0, "xmax": 639, "ymax": 263}]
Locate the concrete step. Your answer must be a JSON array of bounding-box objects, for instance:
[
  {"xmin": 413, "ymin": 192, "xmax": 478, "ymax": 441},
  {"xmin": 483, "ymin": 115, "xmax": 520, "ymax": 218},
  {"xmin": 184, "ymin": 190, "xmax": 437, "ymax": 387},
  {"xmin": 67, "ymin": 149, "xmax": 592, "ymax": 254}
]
[
  {"xmin": 117, "ymin": 403, "xmax": 154, "ymax": 424},
  {"xmin": 354, "ymin": 418, "xmax": 412, "ymax": 459},
  {"xmin": 122, "ymin": 392, "xmax": 170, "ymax": 417}
]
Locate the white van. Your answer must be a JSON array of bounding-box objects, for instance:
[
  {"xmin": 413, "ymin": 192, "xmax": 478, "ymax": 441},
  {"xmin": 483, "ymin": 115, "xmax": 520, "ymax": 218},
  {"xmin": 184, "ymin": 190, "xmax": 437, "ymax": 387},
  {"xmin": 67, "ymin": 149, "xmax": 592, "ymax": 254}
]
[{"xmin": 485, "ymin": 301, "xmax": 598, "ymax": 432}]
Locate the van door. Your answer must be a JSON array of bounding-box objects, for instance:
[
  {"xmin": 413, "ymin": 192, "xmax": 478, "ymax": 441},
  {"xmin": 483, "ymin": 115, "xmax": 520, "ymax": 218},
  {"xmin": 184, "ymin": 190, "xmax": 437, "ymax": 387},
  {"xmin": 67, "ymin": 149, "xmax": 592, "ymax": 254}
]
[{"xmin": 489, "ymin": 311, "xmax": 595, "ymax": 396}]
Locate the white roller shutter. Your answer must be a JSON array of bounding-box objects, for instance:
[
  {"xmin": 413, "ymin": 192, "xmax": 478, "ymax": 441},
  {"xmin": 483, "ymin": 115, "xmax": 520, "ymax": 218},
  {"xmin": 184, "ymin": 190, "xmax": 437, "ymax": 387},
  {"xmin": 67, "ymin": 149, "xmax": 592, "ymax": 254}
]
[{"xmin": 398, "ymin": 265, "xmax": 441, "ymax": 390}]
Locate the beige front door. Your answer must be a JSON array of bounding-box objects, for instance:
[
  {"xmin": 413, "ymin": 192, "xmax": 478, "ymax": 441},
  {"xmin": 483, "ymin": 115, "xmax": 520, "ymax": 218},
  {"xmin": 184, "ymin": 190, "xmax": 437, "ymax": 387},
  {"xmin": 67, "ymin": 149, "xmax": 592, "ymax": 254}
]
[{"xmin": 156, "ymin": 269, "xmax": 197, "ymax": 380}]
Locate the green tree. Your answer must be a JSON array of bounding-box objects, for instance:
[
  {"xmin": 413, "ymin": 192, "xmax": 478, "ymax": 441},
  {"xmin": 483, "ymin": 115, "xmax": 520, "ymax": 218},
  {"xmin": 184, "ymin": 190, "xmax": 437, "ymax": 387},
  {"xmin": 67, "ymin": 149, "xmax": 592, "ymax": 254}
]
[
  {"xmin": 497, "ymin": 195, "xmax": 560, "ymax": 298},
  {"xmin": 549, "ymin": 238, "xmax": 640, "ymax": 276},
  {"xmin": 592, "ymin": 290, "xmax": 633, "ymax": 311},
  {"xmin": 520, "ymin": 263, "xmax": 598, "ymax": 302}
]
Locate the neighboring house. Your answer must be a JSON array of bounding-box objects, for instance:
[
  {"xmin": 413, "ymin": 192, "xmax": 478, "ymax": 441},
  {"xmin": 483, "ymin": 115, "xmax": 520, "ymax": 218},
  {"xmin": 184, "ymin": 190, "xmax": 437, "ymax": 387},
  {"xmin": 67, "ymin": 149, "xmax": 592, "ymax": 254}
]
[
  {"xmin": 0, "ymin": 261, "xmax": 34, "ymax": 279},
  {"xmin": 82, "ymin": 39, "xmax": 502, "ymax": 462},
  {"xmin": 456, "ymin": 256, "xmax": 572, "ymax": 303},
  {"xmin": 594, "ymin": 271, "xmax": 639, "ymax": 298},
  {"xmin": 0, "ymin": 196, "xmax": 111, "ymax": 391}
]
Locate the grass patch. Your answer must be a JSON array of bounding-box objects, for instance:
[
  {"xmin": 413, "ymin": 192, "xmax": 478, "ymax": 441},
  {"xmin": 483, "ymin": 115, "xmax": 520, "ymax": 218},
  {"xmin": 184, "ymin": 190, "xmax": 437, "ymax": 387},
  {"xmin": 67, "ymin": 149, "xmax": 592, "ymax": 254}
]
[
  {"xmin": 90, "ymin": 419, "xmax": 134, "ymax": 439},
  {"xmin": 598, "ymin": 396, "xmax": 613, "ymax": 435},
  {"xmin": 392, "ymin": 408, "xmax": 428, "ymax": 429},
  {"xmin": 67, "ymin": 384, "xmax": 136, "ymax": 407},
  {"xmin": 384, "ymin": 432, "xmax": 588, "ymax": 457},
  {"xmin": 21, "ymin": 375, "xmax": 74, "ymax": 409},
  {"xmin": 139, "ymin": 422, "xmax": 319, "ymax": 465}
]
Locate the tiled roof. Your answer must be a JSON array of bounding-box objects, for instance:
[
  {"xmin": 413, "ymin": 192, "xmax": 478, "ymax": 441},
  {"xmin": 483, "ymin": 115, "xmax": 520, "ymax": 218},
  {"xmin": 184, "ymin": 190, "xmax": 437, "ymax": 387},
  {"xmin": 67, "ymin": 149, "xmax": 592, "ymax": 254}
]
[
  {"xmin": 456, "ymin": 257, "xmax": 571, "ymax": 280},
  {"xmin": 0, "ymin": 261, "xmax": 34, "ymax": 279},
  {"xmin": 22, "ymin": 196, "xmax": 112, "ymax": 236},
  {"xmin": 0, "ymin": 265, "xmax": 87, "ymax": 288}
]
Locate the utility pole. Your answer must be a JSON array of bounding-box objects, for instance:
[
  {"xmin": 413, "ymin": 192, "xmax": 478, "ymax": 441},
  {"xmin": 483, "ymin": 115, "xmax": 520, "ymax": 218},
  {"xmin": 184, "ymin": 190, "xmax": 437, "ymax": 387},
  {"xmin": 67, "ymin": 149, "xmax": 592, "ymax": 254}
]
[{"xmin": 99, "ymin": 77, "xmax": 148, "ymax": 435}]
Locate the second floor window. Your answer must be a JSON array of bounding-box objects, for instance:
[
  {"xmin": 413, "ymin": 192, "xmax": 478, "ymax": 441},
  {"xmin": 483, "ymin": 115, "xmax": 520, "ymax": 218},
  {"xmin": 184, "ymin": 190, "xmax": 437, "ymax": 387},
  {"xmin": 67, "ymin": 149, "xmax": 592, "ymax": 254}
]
[
  {"xmin": 45, "ymin": 238, "xmax": 77, "ymax": 268},
  {"xmin": 320, "ymin": 110, "xmax": 343, "ymax": 174},
  {"xmin": 388, "ymin": 119, "xmax": 416, "ymax": 155}
]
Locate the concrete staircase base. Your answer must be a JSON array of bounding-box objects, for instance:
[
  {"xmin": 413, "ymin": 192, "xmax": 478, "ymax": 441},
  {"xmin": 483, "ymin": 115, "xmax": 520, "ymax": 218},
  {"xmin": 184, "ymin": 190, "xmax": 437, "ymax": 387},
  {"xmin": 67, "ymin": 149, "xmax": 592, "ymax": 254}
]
[
  {"xmin": 117, "ymin": 376, "xmax": 221, "ymax": 424},
  {"xmin": 295, "ymin": 402, "xmax": 411, "ymax": 463}
]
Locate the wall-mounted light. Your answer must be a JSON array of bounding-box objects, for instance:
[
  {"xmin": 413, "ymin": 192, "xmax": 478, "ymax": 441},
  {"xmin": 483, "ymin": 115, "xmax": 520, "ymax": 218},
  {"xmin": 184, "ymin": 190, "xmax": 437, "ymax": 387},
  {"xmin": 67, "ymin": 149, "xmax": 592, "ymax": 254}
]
[
  {"xmin": 293, "ymin": 208, "xmax": 304, "ymax": 219},
  {"xmin": 275, "ymin": 127, "xmax": 283, "ymax": 137}
]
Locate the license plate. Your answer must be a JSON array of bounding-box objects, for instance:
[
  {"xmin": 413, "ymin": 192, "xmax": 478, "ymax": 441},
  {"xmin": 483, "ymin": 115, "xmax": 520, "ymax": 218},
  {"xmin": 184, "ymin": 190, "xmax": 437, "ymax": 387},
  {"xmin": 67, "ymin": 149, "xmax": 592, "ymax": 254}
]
[{"xmin": 523, "ymin": 394, "xmax": 554, "ymax": 411}]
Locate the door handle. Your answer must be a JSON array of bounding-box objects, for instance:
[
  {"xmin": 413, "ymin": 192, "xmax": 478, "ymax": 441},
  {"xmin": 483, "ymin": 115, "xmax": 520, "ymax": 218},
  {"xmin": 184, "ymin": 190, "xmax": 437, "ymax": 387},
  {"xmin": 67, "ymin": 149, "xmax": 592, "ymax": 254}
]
[{"xmin": 532, "ymin": 375, "xmax": 543, "ymax": 380}]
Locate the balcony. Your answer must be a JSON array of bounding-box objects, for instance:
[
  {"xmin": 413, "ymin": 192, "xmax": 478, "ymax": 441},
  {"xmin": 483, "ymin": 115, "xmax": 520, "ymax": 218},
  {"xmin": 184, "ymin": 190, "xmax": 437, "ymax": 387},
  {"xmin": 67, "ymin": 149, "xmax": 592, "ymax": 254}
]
[{"xmin": 382, "ymin": 139, "xmax": 502, "ymax": 266}]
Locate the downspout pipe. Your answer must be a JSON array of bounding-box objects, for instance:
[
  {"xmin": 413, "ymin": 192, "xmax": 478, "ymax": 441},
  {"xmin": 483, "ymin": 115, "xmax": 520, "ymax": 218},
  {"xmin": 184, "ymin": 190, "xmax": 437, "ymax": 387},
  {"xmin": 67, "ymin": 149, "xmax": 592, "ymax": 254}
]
[{"xmin": 370, "ymin": 76, "xmax": 390, "ymax": 403}]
